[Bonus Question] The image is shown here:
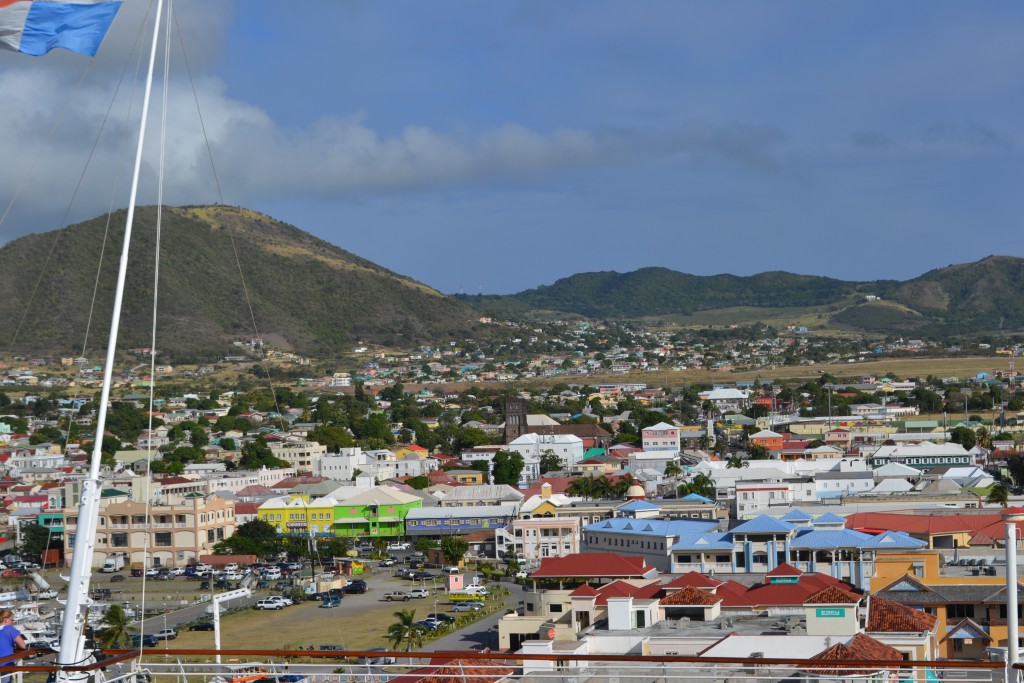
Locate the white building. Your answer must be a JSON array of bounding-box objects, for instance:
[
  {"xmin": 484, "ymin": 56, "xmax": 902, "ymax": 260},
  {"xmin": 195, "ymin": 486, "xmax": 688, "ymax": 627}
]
[
  {"xmin": 507, "ymin": 433, "xmax": 586, "ymax": 467},
  {"xmin": 314, "ymin": 448, "xmax": 399, "ymax": 482},
  {"xmin": 268, "ymin": 439, "xmax": 327, "ymax": 470},
  {"xmin": 813, "ymin": 471, "xmax": 875, "ymax": 499},
  {"xmin": 495, "ymin": 516, "xmax": 582, "ymax": 562},
  {"xmin": 734, "ymin": 480, "xmax": 817, "ymax": 517}
]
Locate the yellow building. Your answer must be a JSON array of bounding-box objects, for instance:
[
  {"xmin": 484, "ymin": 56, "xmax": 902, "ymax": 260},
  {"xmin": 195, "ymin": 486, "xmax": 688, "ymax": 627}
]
[{"xmin": 872, "ymin": 550, "xmax": 1015, "ymax": 658}]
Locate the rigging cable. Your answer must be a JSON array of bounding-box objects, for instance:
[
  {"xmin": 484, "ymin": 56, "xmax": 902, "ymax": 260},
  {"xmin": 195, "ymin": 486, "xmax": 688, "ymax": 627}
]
[
  {"xmin": 138, "ymin": 0, "xmax": 174, "ymax": 657},
  {"xmin": 171, "ymin": 12, "xmax": 283, "ymax": 420},
  {"xmin": 3, "ymin": 12, "xmax": 151, "ymax": 359}
]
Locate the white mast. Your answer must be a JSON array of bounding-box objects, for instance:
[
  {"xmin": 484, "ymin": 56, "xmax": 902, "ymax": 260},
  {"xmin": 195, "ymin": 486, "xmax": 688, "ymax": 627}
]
[{"xmin": 55, "ymin": 0, "xmax": 167, "ymax": 677}]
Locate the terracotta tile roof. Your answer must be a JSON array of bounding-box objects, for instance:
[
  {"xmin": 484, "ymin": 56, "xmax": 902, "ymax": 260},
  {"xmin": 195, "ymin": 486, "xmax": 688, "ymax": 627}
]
[
  {"xmin": 867, "ymin": 595, "xmax": 937, "ymax": 633},
  {"xmin": 804, "ymin": 585, "xmax": 861, "ymax": 605},
  {"xmin": 803, "ymin": 634, "xmax": 902, "ymax": 676},
  {"xmin": 399, "ymin": 658, "xmax": 517, "ymax": 683},
  {"xmin": 660, "ymin": 585, "xmax": 722, "ymax": 606}
]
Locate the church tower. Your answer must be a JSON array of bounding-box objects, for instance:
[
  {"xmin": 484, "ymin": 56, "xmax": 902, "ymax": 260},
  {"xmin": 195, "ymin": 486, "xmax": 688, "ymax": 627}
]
[{"xmin": 503, "ymin": 398, "xmax": 528, "ymax": 444}]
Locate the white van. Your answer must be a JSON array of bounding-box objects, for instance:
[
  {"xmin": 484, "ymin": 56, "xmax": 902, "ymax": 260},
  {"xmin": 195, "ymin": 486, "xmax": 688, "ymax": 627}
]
[{"xmin": 263, "ymin": 567, "xmax": 282, "ymax": 580}]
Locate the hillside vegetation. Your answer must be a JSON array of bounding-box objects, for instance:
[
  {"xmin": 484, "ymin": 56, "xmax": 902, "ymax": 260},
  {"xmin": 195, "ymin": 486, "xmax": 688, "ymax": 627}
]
[
  {"xmin": 0, "ymin": 206, "xmax": 486, "ymax": 358},
  {"xmin": 460, "ymin": 256, "xmax": 1024, "ymax": 335}
]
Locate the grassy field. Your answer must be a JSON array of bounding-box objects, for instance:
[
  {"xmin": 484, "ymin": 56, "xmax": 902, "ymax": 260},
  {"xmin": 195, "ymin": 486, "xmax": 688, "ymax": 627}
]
[{"xmin": 566, "ymin": 356, "xmax": 1010, "ymax": 388}]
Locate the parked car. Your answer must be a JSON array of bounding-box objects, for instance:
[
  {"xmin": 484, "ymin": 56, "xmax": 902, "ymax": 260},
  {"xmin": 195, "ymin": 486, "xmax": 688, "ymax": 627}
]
[
  {"xmin": 379, "ymin": 558, "xmax": 397, "ymax": 567},
  {"xmin": 255, "ymin": 599, "xmax": 282, "ymax": 610},
  {"xmin": 344, "ymin": 580, "xmax": 367, "ymax": 594},
  {"xmin": 383, "ymin": 591, "xmax": 411, "ymax": 602},
  {"xmin": 320, "ymin": 595, "xmax": 341, "ymax": 608},
  {"xmin": 451, "ymin": 602, "xmax": 483, "ymax": 613},
  {"xmin": 168, "ymin": 567, "xmax": 186, "ymax": 576},
  {"xmin": 387, "ymin": 542, "xmax": 410, "ymax": 551},
  {"xmin": 154, "ymin": 628, "xmax": 178, "ymax": 641},
  {"xmin": 408, "ymin": 588, "xmax": 429, "ymax": 599},
  {"xmin": 415, "ymin": 619, "xmax": 441, "ymax": 632},
  {"xmin": 189, "ymin": 622, "xmax": 215, "ymax": 631},
  {"xmin": 427, "ymin": 613, "xmax": 455, "ymax": 624},
  {"xmin": 130, "ymin": 634, "xmax": 159, "ymax": 647}
]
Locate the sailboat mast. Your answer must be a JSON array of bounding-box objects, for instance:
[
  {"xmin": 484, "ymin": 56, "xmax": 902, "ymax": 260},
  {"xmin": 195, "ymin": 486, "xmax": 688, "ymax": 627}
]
[{"xmin": 56, "ymin": 0, "xmax": 168, "ymax": 675}]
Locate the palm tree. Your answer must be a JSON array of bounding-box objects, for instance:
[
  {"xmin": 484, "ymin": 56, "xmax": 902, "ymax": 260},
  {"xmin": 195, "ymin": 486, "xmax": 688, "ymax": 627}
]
[
  {"xmin": 99, "ymin": 605, "xmax": 132, "ymax": 648},
  {"xmin": 387, "ymin": 609, "xmax": 425, "ymax": 652},
  {"xmin": 987, "ymin": 483, "xmax": 1010, "ymax": 508},
  {"xmin": 725, "ymin": 455, "xmax": 748, "ymax": 469},
  {"xmin": 686, "ymin": 473, "xmax": 714, "ymax": 499},
  {"xmin": 663, "ymin": 461, "xmax": 682, "ymax": 479},
  {"xmin": 566, "ymin": 476, "xmax": 597, "ymax": 501}
]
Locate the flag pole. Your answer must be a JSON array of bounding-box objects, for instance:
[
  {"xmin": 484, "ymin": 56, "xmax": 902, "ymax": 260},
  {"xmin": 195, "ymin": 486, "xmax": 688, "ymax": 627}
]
[{"xmin": 55, "ymin": 0, "xmax": 167, "ymax": 677}]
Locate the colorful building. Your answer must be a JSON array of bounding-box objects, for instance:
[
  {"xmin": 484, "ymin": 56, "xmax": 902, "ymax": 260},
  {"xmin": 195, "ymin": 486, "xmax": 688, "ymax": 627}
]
[{"xmin": 257, "ymin": 486, "xmax": 422, "ymax": 538}]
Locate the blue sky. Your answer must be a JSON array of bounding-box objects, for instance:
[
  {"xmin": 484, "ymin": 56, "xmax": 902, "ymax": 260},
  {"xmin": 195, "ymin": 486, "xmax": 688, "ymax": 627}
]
[{"xmin": 0, "ymin": 1, "xmax": 1021, "ymax": 294}]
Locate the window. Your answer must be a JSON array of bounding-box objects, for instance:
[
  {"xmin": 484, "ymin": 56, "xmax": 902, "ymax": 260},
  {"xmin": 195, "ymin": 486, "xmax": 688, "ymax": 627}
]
[
  {"xmin": 549, "ymin": 604, "xmax": 563, "ymax": 613},
  {"xmin": 998, "ymin": 605, "xmax": 1023, "ymax": 619},
  {"xmin": 111, "ymin": 533, "xmax": 128, "ymax": 548},
  {"xmin": 154, "ymin": 532, "xmax": 172, "ymax": 547},
  {"xmin": 948, "ymin": 605, "xmax": 974, "ymax": 619}
]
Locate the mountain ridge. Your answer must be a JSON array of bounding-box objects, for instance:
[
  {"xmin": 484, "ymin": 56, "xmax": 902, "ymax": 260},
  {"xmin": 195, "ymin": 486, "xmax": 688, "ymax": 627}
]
[
  {"xmin": 458, "ymin": 255, "xmax": 1024, "ymax": 335},
  {"xmin": 0, "ymin": 205, "xmax": 486, "ymax": 359}
]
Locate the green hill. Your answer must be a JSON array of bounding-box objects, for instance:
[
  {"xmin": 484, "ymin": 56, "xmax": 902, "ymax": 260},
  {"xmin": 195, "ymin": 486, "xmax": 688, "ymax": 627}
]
[
  {"xmin": 0, "ymin": 206, "xmax": 486, "ymax": 359},
  {"xmin": 460, "ymin": 256, "xmax": 1024, "ymax": 335}
]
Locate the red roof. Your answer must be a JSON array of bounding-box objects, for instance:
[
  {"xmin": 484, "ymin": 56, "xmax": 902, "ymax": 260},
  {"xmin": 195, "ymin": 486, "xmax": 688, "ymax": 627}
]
[
  {"xmin": 663, "ymin": 571, "xmax": 724, "ymax": 589},
  {"xmin": 234, "ymin": 502, "xmax": 261, "ymax": 515},
  {"xmin": 519, "ymin": 476, "xmax": 577, "ymax": 498},
  {"xmin": 716, "ymin": 573, "xmax": 857, "ymax": 608},
  {"xmin": 531, "ymin": 553, "xmax": 656, "ymax": 579},
  {"xmin": 805, "ymin": 585, "xmax": 861, "ymax": 605},
  {"xmin": 765, "ymin": 562, "xmax": 803, "ymax": 577},
  {"xmin": 660, "ymin": 585, "xmax": 722, "ymax": 606},
  {"xmin": 845, "ymin": 510, "xmax": 1009, "ymax": 536},
  {"xmin": 866, "ymin": 595, "xmax": 937, "ymax": 633}
]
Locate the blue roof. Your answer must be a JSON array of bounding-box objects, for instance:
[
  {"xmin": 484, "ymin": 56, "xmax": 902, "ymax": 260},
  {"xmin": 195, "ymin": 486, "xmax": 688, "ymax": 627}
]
[
  {"xmin": 617, "ymin": 499, "xmax": 661, "ymax": 512},
  {"xmin": 669, "ymin": 532, "xmax": 735, "ymax": 551},
  {"xmin": 584, "ymin": 518, "xmax": 719, "ymax": 536},
  {"xmin": 812, "ymin": 512, "xmax": 847, "ymax": 526},
  {"xmin": 791, "ymin": 528, "xmax": 873, "ymax": 550},
  {"xmin": 780, "ymin": 509, "xmax": 813, "ymax": 522},
  {"xmin": 731, "ymin": 515, "xmax": 794, "ymax": 535},
  {"xmin": 859, "ymin": 531, "xmax": 927, "ymax": 549},
  {"xmin": 680, "ymin": 493, "xmax": 714, "ymax": 503}
]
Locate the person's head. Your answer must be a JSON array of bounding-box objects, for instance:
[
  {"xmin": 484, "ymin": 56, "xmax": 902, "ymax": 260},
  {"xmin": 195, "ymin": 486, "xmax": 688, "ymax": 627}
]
[{"xmin": 0, "ymin": 609, "xmax": 12, "ymax": 625}]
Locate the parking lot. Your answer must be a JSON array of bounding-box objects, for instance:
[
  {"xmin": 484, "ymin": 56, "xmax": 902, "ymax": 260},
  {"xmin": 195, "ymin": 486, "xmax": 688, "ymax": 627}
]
[{"xmin": 7, "ymin": 559, "xmax": 511, "ymax": 652}]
